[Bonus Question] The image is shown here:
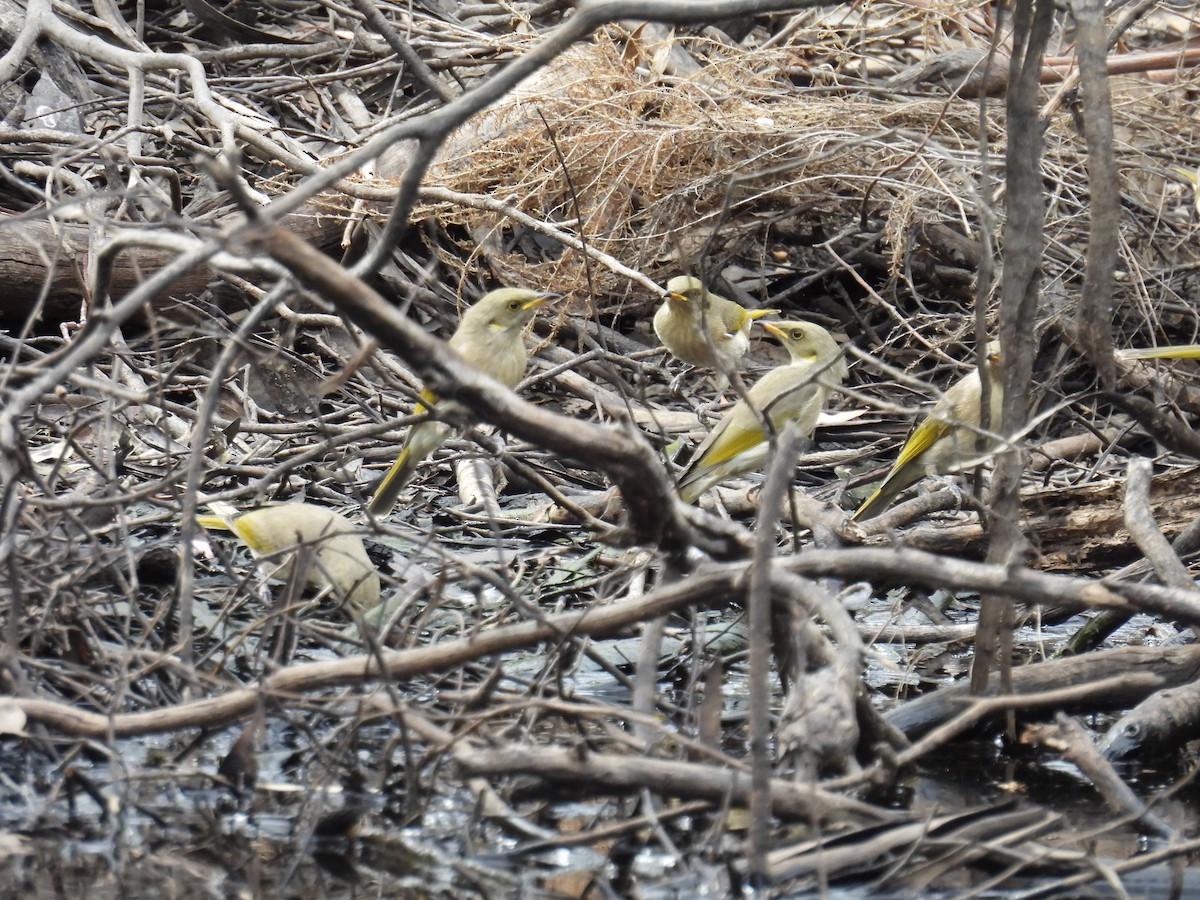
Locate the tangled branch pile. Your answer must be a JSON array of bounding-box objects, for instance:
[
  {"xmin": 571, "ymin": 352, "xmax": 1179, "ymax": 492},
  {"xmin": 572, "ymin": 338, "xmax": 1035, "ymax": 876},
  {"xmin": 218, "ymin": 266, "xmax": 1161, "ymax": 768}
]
[{"xmin": 4, "ymin": 0, "xmax": 1200, "ymax": 895}]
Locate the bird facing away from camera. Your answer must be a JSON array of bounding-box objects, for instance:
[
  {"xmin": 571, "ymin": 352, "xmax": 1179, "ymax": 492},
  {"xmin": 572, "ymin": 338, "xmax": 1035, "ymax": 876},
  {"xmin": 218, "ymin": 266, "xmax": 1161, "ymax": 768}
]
[
  {"xmin": 198, "ymin": 502, "xmax": 380, "ymax": 609},
  {"xmin": 851, "ymin": 342, "xmax": 1003, "ymax": 522}
]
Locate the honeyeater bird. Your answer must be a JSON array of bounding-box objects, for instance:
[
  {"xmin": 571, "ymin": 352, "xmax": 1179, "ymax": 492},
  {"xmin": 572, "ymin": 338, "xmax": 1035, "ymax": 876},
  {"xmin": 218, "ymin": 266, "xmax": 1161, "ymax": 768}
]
[
  {"xmin": 676, "ymin": 319, "xmax": 847, "ymax": 504},
  {"xmin": 366, "ymin": 287, "xmax": 555, "ymax": 516},
  {"xmin": 655, "ymin": 275, "xmax": 778, "ymax": 389},
  {"xmin": 197, "ymin": 502, "xmax": 380, "ymax": 609},
  {"xmin": 851, "ymin": 342, "xmax": 1003, "ymax": 522}
]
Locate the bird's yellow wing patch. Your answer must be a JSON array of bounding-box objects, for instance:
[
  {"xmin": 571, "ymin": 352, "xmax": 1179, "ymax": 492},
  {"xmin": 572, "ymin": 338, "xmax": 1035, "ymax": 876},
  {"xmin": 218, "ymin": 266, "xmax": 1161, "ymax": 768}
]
[
  {"xmin": 1121, "ymin": 344, "xmax": 1200, "ymax": 360},
  {"xmin": 413, "ymin": 387, "xmax": 437, "ymax": 416},
  {"xmin": 696, "ymin": 423, "xmax": 764, "ymax": 468},
  {"xmin": 893, "ymin": 416, "xmax": 952, "ymax": 468}
]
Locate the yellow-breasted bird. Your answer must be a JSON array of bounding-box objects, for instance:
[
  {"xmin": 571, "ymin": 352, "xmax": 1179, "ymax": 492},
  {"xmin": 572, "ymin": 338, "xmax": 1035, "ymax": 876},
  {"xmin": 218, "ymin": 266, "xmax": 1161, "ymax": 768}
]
[
  {"xmin": 197, "ymin": 502, "xmax": 380, "ymax": 609},
  {"xmin": 366, "ymin": 287, "xmax": 555, "ymax": 516},
  {"xmin": 655, "ymin": 275, "xmax": 778, "ymax": 389},
  {"xmin": 851, "ymin": 342, "xmax": 1003, "ymax": 522},
  {"xmin": 676, "ymin": 320, "xmax": 846, "ymax": 504}
]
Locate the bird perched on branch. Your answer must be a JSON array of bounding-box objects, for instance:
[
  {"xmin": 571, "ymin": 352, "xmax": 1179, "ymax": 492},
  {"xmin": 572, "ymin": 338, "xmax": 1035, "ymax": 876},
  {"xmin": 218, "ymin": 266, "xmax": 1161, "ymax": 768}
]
[
  {"xmin": 367, "ymin": 287, "xmax": 555, "ymax": 516},
  {"xmin": 198, "ymin": 502, "xmax": 380, "ymax": 609},
  {"xmin": 654, "ymin": 275, "xmax": 778, "ymax": 390},
  {"xmin": 851, "ymin": 342, "xmax": 1003, "ymax": 522},
  {"xmin": 676, "ymin": 320, "xmax": 846, "ymax": 504}
]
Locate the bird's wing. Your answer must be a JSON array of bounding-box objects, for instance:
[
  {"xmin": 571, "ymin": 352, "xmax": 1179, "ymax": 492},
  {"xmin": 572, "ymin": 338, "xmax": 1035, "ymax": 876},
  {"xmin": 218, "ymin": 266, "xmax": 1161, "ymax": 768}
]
[
  {"xmin": 759, "ymin": 377, "xmax": 823, "ymax": 426},
  {"xmin": 705, "ymin": 307, "xmax": 741, "ymax": 342},
  {"xmin": 744, "ymin": 365, "xmax": 824, "ymax": 424},
  {"xmin": 407, "ymin": 387, "xmax": 436, "ymax": 416},
  {"xmin": 891, "ymin": 415, "xmax": 954, "ymax": 469},
  {"xmin": 1120, "ymin": 344, "xmax": 1200, "ymax": 360},
  {"xmin": 716, "ymin": 303, "xmax": 779, "ymax": 334},
  {"xmin": 689, "ymin": 418, "xmax": 764, "ymax": 469},
  {"xmin": 685, "ymin": 365, "xmax": 820, "ymax": 472}
]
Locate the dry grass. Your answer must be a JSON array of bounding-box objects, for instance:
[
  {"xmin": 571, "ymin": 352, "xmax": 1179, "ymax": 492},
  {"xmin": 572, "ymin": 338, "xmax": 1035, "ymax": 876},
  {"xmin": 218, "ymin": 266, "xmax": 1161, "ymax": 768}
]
[{"xmin": 370, "ymin": 14, "xmax": 1200, "ymax": 370}]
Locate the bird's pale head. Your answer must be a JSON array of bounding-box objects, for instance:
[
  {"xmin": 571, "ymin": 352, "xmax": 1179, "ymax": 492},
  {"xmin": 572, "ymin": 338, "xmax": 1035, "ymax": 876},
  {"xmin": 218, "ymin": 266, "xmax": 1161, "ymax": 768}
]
[
  {"xmin": 465, "ymin": 287, "xmax": 556, "ymax": 333},
  {"xmin": 664, "ymin": 274, "xmax": 705, "ymax": 303},
  {"xmin": 762, "ymin": 320, "xmax": 848, "ymax": 380},
  {"xmin": 982, "ymin": 340, "xmax": 1002, "ymax": 372},
  {"xmin": 761, "ymin": 320, "xmax": 835, "ymax": 358}
]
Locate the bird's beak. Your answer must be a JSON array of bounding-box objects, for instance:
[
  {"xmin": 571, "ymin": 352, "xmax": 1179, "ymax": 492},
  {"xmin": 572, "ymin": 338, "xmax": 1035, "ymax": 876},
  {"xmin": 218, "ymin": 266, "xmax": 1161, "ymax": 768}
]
[
  {"xmin": 760, "ymin": 322, "xmax": 785, "ymax": 339},
  {"xmin": 522, "ymin": 292, "xmax": 560, "ymax": 310},
  {"xmin": 667, "ymin": 291, "xmax": 689, "ymax": 303}
]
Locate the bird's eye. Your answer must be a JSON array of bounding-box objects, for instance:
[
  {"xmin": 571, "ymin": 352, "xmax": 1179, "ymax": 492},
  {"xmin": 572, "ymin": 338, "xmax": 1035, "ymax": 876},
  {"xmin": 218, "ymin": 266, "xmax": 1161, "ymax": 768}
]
[
  {"xmin": 509, "ymin": 300, "xmax": 522, "ymax": 311},
  {"xmin": 791, "ymin": 328, "xmax": 805, "ymax": 340}
]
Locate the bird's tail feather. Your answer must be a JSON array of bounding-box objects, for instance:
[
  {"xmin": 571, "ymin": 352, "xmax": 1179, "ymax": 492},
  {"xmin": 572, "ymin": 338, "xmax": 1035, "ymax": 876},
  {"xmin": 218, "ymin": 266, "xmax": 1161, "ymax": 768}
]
[
  {"xmin": 366, "ymin": 420, "xmax": 452, "ymax": 516},
  {"xmin": 367, "ymin": 446, "xmax": 418, "ymax": 517}
]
